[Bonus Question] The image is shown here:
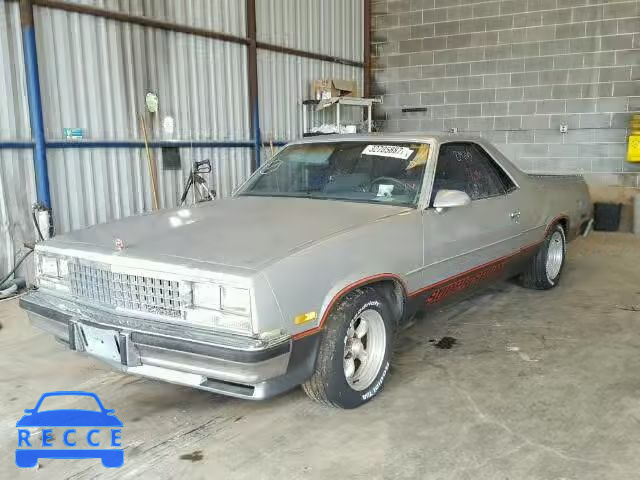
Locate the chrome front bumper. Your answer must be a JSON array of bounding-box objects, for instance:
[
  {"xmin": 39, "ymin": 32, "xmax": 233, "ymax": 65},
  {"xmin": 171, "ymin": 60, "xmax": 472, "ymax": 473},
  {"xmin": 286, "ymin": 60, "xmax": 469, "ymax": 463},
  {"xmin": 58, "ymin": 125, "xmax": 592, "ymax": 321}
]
[{"xmin": 20, "ymin": 291, "xmax": 319, "ymax": 400}]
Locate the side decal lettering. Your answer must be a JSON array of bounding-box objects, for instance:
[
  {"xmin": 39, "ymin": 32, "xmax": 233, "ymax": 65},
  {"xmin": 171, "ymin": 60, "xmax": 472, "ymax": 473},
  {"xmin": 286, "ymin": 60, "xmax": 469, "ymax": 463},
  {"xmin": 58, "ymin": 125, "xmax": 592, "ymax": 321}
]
[{"xmin": 426, "ymin": 261, "xmax": 507, "ymax": 304}]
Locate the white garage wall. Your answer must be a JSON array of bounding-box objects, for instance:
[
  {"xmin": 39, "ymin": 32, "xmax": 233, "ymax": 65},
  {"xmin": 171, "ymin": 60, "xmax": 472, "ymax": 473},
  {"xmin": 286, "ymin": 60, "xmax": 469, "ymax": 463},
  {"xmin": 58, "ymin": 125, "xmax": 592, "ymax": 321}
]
[
  {"xmin": 33, "ymin": 5, "xmax": 252, "ymax": 236},
  {"xmin": 258, "ymin": 50, "xmax": 364, "ymax": 141},
  {"xmin": 0, "ymin": 150, "xmax": 37, "ymax": 283},
  {"xmin": 47, "ymin": 147, "xmax": 251, "ymax": 233},
  {"xmin": 257, "ymin": 0, "xmax": 365, "ymax": 142},
  {"xmin": 34, "ymin": 6, "xmax": 251, "ymax": 143},
  {"xmin": 0, "ymin": 2, "xmax": 36, "ymax": 281},
  {"xmin": 60, "ymin": 0, "xmax": 246, "ymax": 36},
  {"xmin": 257, "ymin": 0, "xmax": 363, "ymax": 62}
]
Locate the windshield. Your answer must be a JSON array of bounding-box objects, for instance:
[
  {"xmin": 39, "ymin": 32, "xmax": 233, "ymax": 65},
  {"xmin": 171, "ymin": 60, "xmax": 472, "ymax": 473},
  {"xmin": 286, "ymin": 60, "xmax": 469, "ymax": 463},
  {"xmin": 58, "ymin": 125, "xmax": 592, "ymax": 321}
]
[{"xmin": 238, "ymin": 142, "xmax": 430, "ymax": 207}]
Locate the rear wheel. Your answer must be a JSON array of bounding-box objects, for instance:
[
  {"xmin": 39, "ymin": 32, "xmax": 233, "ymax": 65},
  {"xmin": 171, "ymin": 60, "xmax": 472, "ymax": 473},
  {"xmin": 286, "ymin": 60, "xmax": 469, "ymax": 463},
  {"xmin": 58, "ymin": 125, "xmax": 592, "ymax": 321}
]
[
  {"xmin": 521, "ymin": 223, "xmax": 566, "ymax": 290},
  {"xmin": 302, "ymin": 287, "xmax": 395, "ymax": 409}
]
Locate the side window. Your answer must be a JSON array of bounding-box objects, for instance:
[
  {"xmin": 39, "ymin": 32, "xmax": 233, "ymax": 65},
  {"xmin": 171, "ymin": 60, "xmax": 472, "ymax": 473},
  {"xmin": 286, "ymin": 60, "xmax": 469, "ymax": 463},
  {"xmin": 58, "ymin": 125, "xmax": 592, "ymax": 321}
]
[
  {"xmin": 480, "ymin": 146, "xmax": 517, "ymax": 193},
  {"xmin": 432, "ymin": 142, "xmax": 514, "ymax": 203}
]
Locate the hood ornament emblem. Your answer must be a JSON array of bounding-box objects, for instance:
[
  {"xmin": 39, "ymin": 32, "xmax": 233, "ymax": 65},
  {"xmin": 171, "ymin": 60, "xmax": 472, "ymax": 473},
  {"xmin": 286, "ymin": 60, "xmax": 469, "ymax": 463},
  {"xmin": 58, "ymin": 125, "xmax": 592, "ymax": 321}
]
[{"xmin": 114, "ymin": 238, "xmax": 125, "ymax": 251}]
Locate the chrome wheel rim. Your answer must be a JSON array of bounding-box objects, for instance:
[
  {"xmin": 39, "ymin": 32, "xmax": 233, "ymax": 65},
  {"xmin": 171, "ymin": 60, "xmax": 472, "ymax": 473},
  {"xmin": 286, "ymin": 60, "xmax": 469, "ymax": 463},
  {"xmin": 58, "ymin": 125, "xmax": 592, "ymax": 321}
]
[
  {"xmin": 546, "ymin": 230, "xmax": 564, "ymax": 280},
  {"xmin": 343, "ymin": 309, "xmax": 387, "ymax": 391}
]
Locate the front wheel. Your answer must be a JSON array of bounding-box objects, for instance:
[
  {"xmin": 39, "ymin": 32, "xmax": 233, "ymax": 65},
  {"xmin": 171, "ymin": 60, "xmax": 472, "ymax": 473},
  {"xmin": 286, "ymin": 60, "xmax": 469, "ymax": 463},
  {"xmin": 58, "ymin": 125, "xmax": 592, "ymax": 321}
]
[
  {"xmin": 520, "ymin": 223, "xmax": 566, "ymax": 290},
  {"xmin": 302, "ymin": 287, "xmax": 395, "ymax": 409}
]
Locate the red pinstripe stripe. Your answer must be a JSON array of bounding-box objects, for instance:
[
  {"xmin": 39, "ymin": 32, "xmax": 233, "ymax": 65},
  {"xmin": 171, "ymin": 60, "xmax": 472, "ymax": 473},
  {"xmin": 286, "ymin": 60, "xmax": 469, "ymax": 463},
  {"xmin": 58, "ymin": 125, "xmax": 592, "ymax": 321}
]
[
  {"xmin": 292, "ymin": 214, "xmax": 568, "ymax": 340},
  {"xmin": 406, "ymin": 239, "xmax": 541, "ymax": 298}
]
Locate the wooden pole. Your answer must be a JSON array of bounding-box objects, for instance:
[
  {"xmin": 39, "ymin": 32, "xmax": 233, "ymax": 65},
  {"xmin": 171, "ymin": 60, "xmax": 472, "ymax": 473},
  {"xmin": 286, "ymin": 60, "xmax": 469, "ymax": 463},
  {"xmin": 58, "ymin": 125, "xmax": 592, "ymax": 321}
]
[{"xmin": 139, "ymin": 113, "xmax": 159, "ymax": 210}]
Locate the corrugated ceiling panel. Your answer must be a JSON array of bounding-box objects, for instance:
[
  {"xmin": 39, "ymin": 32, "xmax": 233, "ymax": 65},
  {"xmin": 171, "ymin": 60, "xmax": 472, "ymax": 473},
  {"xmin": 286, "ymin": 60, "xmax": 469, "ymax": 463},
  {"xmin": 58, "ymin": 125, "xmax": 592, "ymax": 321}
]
[
  {"xmin": 60, "ymin": 0, "xmax": 246, "ymax": 36},
  {"xmin": 257, "ymin": 0, "xmax": 363, "ymax": 62},
  {"xmin": 258, "ymin": 50, "xmax": 364, "ymax": 141},
  {"xmin": 47, "ymin": 147, "xmax": 252, "ymax": 233}
]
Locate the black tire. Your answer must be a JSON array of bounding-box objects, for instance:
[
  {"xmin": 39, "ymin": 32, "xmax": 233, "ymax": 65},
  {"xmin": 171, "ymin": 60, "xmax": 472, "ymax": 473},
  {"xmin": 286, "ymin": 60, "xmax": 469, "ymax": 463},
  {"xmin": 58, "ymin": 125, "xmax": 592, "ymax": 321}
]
[
  {"xmin": 302, "ymin": 287, "xmax": 395, "ymax": 409},
  {"xmin": 520, "ymin": 223, "xmax": 567, "ymax": 290}
]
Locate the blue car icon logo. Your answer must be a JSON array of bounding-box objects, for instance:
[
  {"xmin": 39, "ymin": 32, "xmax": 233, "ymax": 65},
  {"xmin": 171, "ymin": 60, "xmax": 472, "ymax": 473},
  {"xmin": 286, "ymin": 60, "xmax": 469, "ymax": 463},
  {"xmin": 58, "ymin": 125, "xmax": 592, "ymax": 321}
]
[{"xmin": 16, "ymin": 391, "xmax": 123, "ymax": 468}]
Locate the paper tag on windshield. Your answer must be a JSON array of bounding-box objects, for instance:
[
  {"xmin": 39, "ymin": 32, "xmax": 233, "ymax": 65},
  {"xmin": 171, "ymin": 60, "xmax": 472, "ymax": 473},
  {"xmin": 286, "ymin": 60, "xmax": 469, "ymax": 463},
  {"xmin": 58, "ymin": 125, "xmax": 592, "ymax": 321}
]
[
  {"xmin": 377, "ymin": 184, "xmax": 394, "ymax": 197},
  {"xmin": 362, "ymin": 145, "xmax": 413, "ymax": 160}
]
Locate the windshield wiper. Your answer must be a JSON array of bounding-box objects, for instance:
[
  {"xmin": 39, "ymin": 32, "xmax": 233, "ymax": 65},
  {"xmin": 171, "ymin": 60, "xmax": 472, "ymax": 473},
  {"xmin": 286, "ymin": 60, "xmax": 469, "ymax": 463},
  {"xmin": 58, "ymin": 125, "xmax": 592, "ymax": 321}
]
[{"xmin": 239, "ymin": 192, "xmax": 318, "ymax": 199}]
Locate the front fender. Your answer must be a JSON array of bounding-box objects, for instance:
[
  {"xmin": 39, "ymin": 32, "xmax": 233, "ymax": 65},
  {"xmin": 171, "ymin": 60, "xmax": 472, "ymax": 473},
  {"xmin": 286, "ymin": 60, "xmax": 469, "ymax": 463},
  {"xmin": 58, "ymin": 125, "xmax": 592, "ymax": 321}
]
[
  {"xmin": 298, "ymin": 272, "xmax": 408, "ymax": 339},
  {"xmin": 260, "ymin": 209, "xmax": 423, "ymax": 338},
  {"xmin": 264, "ymin": 261, "xmax": 414, "ymax": 339}
]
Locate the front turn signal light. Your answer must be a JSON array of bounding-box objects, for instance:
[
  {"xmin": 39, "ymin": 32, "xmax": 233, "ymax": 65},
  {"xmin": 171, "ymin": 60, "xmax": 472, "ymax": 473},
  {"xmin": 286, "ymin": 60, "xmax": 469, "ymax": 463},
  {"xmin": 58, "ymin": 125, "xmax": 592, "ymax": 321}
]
[{"xmin": 294, "ymin": 311, "xmax": 317, "ymax": 325}]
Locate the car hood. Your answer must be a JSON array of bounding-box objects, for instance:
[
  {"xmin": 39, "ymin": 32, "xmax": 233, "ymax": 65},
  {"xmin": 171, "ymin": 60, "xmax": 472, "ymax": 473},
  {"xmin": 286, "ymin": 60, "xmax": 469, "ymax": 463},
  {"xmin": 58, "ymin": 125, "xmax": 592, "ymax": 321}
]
[
  {"xmin": 47, "ymin": 196, "xmax": 410, "ymax": 271},
  {"xmin": 16, "ymin": 410, "xmax": 123, "ymax": 427}
]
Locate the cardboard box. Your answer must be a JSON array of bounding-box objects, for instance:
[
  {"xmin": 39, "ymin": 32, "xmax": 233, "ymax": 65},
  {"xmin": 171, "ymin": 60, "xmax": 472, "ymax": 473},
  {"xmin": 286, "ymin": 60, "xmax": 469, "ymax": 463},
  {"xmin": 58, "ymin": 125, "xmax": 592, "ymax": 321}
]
[{"xmin": 311, "ymin": 79, "xmax": 357, "ymax": 100}]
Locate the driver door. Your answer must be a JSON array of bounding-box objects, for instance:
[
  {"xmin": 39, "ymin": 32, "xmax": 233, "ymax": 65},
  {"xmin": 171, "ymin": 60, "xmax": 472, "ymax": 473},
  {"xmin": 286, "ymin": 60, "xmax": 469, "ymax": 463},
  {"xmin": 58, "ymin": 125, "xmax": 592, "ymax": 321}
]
[{"xmin": 419, "ymin": 142, "xmax": 520, "ymax": 304}]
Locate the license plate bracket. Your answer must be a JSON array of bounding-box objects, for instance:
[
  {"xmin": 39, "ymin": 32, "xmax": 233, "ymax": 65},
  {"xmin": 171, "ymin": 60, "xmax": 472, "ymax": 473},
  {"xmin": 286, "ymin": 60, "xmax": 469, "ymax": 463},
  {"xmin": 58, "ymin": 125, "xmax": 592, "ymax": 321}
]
[{"xmin": 79, "ymin": 324, "xmax": 122, "ymax": 364}]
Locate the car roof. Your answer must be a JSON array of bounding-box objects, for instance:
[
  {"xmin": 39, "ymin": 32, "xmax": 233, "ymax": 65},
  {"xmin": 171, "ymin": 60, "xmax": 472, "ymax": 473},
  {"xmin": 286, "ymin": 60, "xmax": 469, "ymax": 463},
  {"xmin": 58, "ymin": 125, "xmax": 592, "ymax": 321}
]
[
  {"xmin": 283, "ymin": 132, "xmax": 525, "ymax": 179},
  {"xmin": 290, "ymin": 132, "xmax": 489, "ymax": 145}
]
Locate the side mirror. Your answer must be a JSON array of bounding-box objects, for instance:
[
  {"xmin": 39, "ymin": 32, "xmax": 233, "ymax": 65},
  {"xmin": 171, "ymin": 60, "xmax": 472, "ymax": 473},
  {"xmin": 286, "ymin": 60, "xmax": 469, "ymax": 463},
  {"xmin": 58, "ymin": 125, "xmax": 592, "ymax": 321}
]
[
  {"xmin": 23, "ymin": 409, "xmax": 34, "ymax": 414},
  {"xmin": 432, "ymin": 189, "xmax": 471, "ymax": 213}
]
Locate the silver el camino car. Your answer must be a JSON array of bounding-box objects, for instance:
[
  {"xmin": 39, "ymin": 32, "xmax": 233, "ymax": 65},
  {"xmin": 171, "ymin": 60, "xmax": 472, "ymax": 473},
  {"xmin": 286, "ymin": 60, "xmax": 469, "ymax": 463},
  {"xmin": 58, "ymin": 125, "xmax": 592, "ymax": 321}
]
[{"xmin": 21, "ymin": 134, "xmax": 593, "ymax": 408}]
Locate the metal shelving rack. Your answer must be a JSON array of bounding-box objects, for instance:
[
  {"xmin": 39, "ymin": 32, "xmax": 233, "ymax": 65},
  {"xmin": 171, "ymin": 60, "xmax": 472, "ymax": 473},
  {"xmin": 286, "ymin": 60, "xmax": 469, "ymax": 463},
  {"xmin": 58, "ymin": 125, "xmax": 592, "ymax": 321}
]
[{"xmin": 302, "ymin": 97, "xmax": 382, "ymax": 136}]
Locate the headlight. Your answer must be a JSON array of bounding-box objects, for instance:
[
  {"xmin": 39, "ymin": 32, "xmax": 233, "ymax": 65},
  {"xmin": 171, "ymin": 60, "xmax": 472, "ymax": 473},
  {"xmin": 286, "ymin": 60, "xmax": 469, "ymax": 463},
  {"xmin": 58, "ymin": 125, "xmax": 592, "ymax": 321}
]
[
  {"xmin": 185, "ymin": 308, "xmax": 253, "ymax": 335},
  {"xmin": 220, "ymin": 286, "xmax": 251, "ymax": 315},
  {"xmin": 35, "ymin": 253, "xmax": 70, "ymax": 292},
  {"xmin": 36, "ymin": 253, "xmax": 69, "ymax": 280},
  {"xmin": 192, "ymin": 283, "xmax": 220, "ymax": 310},
  {"xmin": 188, "ymin": 283, "xmax": 252, "ymax": 334},
  {"xmin": 41, "ymin": 256, "xmax": 59, "ymax": 277}
]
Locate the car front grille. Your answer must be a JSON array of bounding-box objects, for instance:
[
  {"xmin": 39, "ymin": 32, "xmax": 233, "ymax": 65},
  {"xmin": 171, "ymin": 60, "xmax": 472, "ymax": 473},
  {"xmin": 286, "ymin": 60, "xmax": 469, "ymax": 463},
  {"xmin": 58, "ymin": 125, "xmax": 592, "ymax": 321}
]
[{"xmin": 68, "ymin": 263, "xmax": 186, "ymax": 318}]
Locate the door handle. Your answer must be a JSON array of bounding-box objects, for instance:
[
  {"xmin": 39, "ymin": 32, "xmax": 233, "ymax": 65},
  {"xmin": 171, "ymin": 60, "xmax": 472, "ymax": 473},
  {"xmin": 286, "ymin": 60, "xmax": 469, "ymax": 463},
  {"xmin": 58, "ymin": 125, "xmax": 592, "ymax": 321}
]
[{"xmin": 510, "ymin": 210, "xmax": 521, "ymax": 221}]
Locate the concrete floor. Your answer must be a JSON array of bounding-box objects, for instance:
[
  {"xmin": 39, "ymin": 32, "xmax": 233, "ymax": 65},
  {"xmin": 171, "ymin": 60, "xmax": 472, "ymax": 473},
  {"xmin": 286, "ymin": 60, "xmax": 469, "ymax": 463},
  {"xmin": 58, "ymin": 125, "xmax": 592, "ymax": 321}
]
[{"xmin": 1, "ymin": 232, "xmax": 639, "ymax": 480}]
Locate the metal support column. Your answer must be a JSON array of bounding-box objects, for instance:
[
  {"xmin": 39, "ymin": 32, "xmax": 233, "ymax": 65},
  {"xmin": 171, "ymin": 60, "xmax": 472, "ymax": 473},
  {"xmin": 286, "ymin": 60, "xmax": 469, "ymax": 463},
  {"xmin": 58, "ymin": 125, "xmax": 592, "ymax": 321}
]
[
  {"xmin": 363, "ymin": 0, "xmax": 372, "ymax": 98},
  {"xmin": 246, "ymin": 0, "xmax": 261, "ymax": 171},
  {"xmin": 20, "ymin": 0, "xmax": 51, "ymax": 210}
]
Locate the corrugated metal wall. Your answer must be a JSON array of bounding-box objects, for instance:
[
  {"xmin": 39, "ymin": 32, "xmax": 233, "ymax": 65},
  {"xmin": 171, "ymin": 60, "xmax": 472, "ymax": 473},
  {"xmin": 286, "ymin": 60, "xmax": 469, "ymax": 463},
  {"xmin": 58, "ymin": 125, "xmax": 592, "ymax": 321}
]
[
  {"xmin": 0, "ymin": 2, "xmax": 29, "ymax": 142},
  {"xmin": 63, "ymin": 0, "xmax": 246, "ymax": 35},
  {"xmin": 47, "ymin": 147, "xmax": 251, "ymax": 233},
  {"xmin": 258, "ymin": 52, "xmax": 364, "ymax": 141},
  {"xmin": 0, "ymin": 0, "xmax": 365, "ymax": 279},
  {"xmin": 257, "ymin": 0, "xmax": 364, "ymax": 141},
  {"xmin": 35, "ymin": 6, "xmax": 250, "ymax": 141},
  {"xmin": 0, "ymin": 150, "xmax": 36, "ymax": 282},
  {"xmin": 34, "ymin": 4, "xmax": 252, "ymax": 235},
  {"xmin": 0, "ymin": 1, "xmax": 36, "ymax": 281},
  {"xmin": 257, "ymin": 0, "xmax": 363, "ymax": 62}
]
